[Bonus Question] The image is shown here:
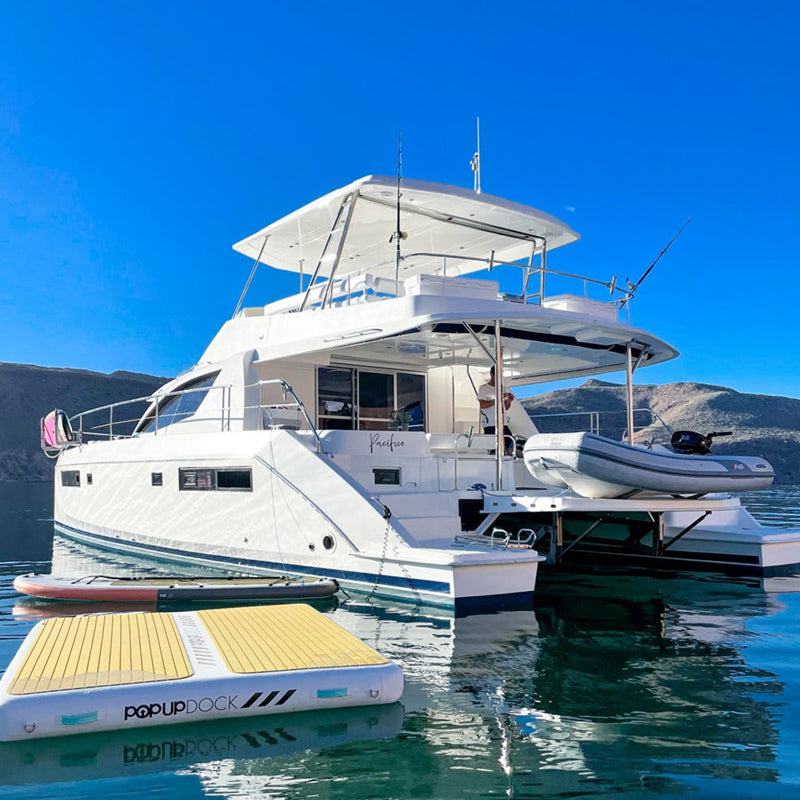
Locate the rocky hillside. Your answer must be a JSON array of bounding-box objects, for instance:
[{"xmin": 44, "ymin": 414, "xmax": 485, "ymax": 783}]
[
  {"xmin": 0, "ymin": 363, "xmax": 167, "ymax": 481},
  {"xmin": 2, "ymin": 365, "xmax": 799, "ymax": 484},
  {"xmin": 522, "ymin": 380, "xmax": 800, "ymax": 484}
]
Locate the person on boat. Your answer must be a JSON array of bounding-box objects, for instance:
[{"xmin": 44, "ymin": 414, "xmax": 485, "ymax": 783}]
[{"xmin": 478, "ymin": 366, "xmax": 514, "ymax": 455}]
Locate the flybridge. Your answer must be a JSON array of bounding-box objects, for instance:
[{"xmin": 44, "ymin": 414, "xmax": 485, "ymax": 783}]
[{"xmin": 232, "ymin": 175, "xmax": 635, "ymax": 316}]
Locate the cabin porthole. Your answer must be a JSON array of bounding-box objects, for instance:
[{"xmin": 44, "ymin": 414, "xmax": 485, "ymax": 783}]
[{"xmin": 322, "ymin": 535, "xmax": 335, "ymax": 551}]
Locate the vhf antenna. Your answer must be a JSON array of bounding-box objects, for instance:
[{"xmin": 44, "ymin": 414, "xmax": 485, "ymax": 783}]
[
  {"xmin": 390, "ymin": 130, "xmax": 406, "ymax": 293},
  {"xmin": 470, "ymin": 116, "xmax": 481, "ymax": 193}
]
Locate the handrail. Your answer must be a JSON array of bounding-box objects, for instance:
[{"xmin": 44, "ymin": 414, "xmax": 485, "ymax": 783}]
[
  {"xmin": 66, "ymin": 378, "xmax": 325, "ymax": 453},
  {"xmin": 398, "ymin": 251, "xmax": 631, "ymax": 306},
  {"xmin": 251, "ymin": 378, "xmax": 325, "ymax": 454},
  {"xmin": 451, "ymin": 427, "xmax": 516, "ymax": 490},
  {"xmin": 252, "ymin": 252, "xmax": 632, "ymax": 316},
  {"xmin": 69, "ymin": 383, "xmax": 230, "ymax": 442},
  {"xmin": 529, "ymin": 407, "xmax": 671, "ymax": 443}
]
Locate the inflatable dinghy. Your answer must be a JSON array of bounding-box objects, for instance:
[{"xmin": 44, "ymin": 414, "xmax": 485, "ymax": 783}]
[
  {"xmin": 523, "ymin": 431, "xmax": 774, "ymax": 499},
  {"xmin": 0, "ymin": 603, "xmax": 403, "ymax": 741},
  {"xmin": 13, "ymin": 573, "xmax": 339, "ymax": 603}
]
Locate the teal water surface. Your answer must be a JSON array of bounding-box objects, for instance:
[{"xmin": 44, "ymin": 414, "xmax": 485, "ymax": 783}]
[{"xmin": 2, "ymin": 482, "xmax": 800, "ymax": 798}]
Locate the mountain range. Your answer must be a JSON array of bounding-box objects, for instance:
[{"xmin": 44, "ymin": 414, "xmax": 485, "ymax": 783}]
[{"xmin": 1, "ymin": 363, "xmax": 798, "ymax": 484}]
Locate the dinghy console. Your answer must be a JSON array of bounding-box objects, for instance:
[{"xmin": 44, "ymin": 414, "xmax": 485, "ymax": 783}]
[{"xmin": 670, "ymin": 430, "xmax": 732, "ymax": 455}]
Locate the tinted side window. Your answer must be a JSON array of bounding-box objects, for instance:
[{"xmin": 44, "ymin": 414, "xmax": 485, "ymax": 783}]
[{"xmin": 138, "ymin": 373, "xmax": 219, "ymax": 433}]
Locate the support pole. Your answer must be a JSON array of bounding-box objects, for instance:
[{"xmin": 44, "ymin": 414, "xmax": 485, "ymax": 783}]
[
  {"xmin": 233, "ymin": 235, "xmax": 269, "ymax": 318},
  {"xmin": 494, "ymin": 319, "xmax": 504, "ymax": 490},
  {"xmin": 625, "ymin": 343, "xmax": 635, "ymax": 444},
  {"xmin": 662, "ymin": 511, "xmax": 711, "ymax": 552}
]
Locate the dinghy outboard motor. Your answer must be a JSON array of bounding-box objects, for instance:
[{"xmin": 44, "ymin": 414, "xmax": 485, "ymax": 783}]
[{"xmin": 671, "ymin": 430, "xmax": 732, "ymax": 455}]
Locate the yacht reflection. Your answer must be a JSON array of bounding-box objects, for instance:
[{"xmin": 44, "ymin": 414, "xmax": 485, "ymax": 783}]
[
  {"xmin": 332, "ymin": 573, "xmax": 785, "ymax": 796},
  {"xmin": 13, "ymin": 535, "xmax": 791, "ymax": 795}
]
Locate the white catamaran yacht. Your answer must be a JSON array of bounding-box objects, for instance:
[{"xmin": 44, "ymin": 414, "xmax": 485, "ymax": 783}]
[{"xmin": 43, "ymin": 175, "xmax": 800, "ymax": 610}]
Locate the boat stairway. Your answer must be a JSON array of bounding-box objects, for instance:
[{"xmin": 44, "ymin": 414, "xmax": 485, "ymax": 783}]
[{"xmin": 372, "ymin": 492, "xmax": 464, "ymax": 546}]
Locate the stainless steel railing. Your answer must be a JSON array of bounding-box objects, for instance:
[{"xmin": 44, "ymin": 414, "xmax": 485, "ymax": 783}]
[
  {"xmin": 65, "ymin": 378, "xmax": 324, "ymax": 453},
  {"xmin": 528, "ymin": 407, "xmax": 673, "ymax": 443},
  {"xmin": 247, "ymin": 379, "xmax": 325, "ymax": 454}
]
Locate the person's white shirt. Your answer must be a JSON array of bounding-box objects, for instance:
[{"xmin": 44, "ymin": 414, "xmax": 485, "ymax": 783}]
[
  {"xmin": 477, "ymin": 370, "xmax": 513, "ymax": 432},
  {"xmin": 477, "ymin": 381, "xmax": 499, "ymax": 429}
]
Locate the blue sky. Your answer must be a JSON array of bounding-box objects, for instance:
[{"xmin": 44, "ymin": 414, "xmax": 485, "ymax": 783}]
[{"xmin": 1, "ymin": 1, "xmax": 798, "ymax": 397}]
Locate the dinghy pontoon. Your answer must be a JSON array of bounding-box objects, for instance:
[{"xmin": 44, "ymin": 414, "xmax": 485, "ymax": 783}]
[{"xmin": 523, "ymin": 431, "xmax": 775, "ymax": 499}]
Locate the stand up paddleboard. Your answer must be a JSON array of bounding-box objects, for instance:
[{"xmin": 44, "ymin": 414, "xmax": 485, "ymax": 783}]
[
  {"xmin": 0, "ymin": 603, "xmax": 403, "ymax": 741},
  {"xmin": 13, "ymin": 573, "xmax": 339, "ymax": 603}
]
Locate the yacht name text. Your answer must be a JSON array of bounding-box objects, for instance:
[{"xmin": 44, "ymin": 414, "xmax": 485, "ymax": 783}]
[{"xmin": 369, "ymin": 434, "xmax": 406, "ymax": 454}]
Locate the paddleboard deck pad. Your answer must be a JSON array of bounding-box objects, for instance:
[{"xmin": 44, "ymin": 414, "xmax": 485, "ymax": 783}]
[
  {"xmin": 13, "ymin": 573, "xmax": 339, "ymax": 603},
  {"xmin": 0, "ymin": 604, "xmax": 403, "ymax": 741}
]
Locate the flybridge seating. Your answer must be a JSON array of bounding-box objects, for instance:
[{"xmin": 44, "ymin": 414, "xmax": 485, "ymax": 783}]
[
  {"xmin": 248, "ymin": 272, "xmax": 503, "ymax": 317},
  {"xmin": 242, "ymin": 266, "xmax": 626, "ymax": 319}
]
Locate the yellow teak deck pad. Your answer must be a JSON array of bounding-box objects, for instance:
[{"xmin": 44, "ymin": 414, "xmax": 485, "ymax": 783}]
[
  {"xmin": 7, "ymin": 612, "xmax": 193, "ymax": 695},
  {"xmin": 198, "ymin": 604, "xmax": 388, "ymax": 673}
]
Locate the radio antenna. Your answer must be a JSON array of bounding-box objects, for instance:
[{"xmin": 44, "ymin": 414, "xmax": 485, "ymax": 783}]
[
  {"xmin": 470, "ymin": 116, "xmax": 481, "ymax": 193},
  {"xmin": 390, "ymin": 130, "xmax": 406, "ymax": 293}
]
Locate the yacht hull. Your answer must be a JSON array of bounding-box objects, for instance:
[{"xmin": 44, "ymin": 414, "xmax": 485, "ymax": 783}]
[{"xmin": 52, "ymin": 430, "xmax": 543, "ymax": 611}]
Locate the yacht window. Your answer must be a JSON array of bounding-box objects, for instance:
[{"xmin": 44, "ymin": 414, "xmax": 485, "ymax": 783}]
[
  {"xmin": 61, "ymin": 470, "xmax": 80, "ymax": 487},
  {"xmin": 373, "ymin": 467, "xmax": 401, "ymax": 485},
  {"xmin": 217, "ymin": 469, "xmax": 252, "ymax": 490},
  {"xmin": 318, "ymin": 367, "xmax": 355, "ymax": 430},
  {"xmin": 358, "ymin": 371, "xmax": 393, "ymax": 430},
  {"xmin": 178, "ymin": 467, "xmax": 252, "ymax": 491},
  {"xmin": 395, "ymin": 372, "xmax": 426, "ymax": 431},
  {"xmin": 137, "ymin": 372, "xmax": 220, "ymax": 434},
  {"xmin": 317, "ymin": 367, "xmax": 426, "ymax": 431},
  {"xmin": 179, "ymin": 468, "xmax": 216, "ymax": 490}
]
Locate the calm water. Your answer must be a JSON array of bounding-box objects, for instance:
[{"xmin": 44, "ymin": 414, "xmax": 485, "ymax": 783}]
[{"xmin": 3, "ymin": 483, "xmax": 800, "ymax": 799}]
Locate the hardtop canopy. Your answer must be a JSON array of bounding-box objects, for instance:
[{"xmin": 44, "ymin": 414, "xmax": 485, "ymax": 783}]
[{"xmin": 233, "ymin": 175, "xmax": 580, "ymax": 281}]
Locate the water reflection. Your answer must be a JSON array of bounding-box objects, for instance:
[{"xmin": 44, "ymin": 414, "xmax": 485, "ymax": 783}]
[
  {"xmin": 317, "ymin": 575, "xmax": 787, "ymax": 797},
  {"xmin": 0, "ymin": 704, "xmax": 405, "ymax": 788},
  {"xmin": 2, "ymin": 486, "xmax": 800, "ymax": 797},
  {"xmin": 530, "ymin": 573, "xmax": 783, "ymax": 790},
  {"xmin": 0, "ymin": 481, "xmax": 54, "ymax": 563}
]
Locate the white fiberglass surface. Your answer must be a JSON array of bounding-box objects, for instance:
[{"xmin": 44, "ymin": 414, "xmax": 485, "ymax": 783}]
[{"xmin": 233, "ymin": 176, "xmax": 579, "ymax": 280}]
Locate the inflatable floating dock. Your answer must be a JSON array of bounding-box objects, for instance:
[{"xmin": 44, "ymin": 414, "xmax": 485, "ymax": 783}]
[
  {"xmin": 13, "ymin": 573, "xmax": 339, "ymax": 603},
  {"xmin": 0, "ymin": 604, "xmax": 403, "ymax": 741}
]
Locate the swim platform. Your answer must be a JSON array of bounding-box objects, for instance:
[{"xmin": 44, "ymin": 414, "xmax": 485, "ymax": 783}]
[{"xmin": 0, "ymin": 604, "xmax": 403, "ymax": 741}]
